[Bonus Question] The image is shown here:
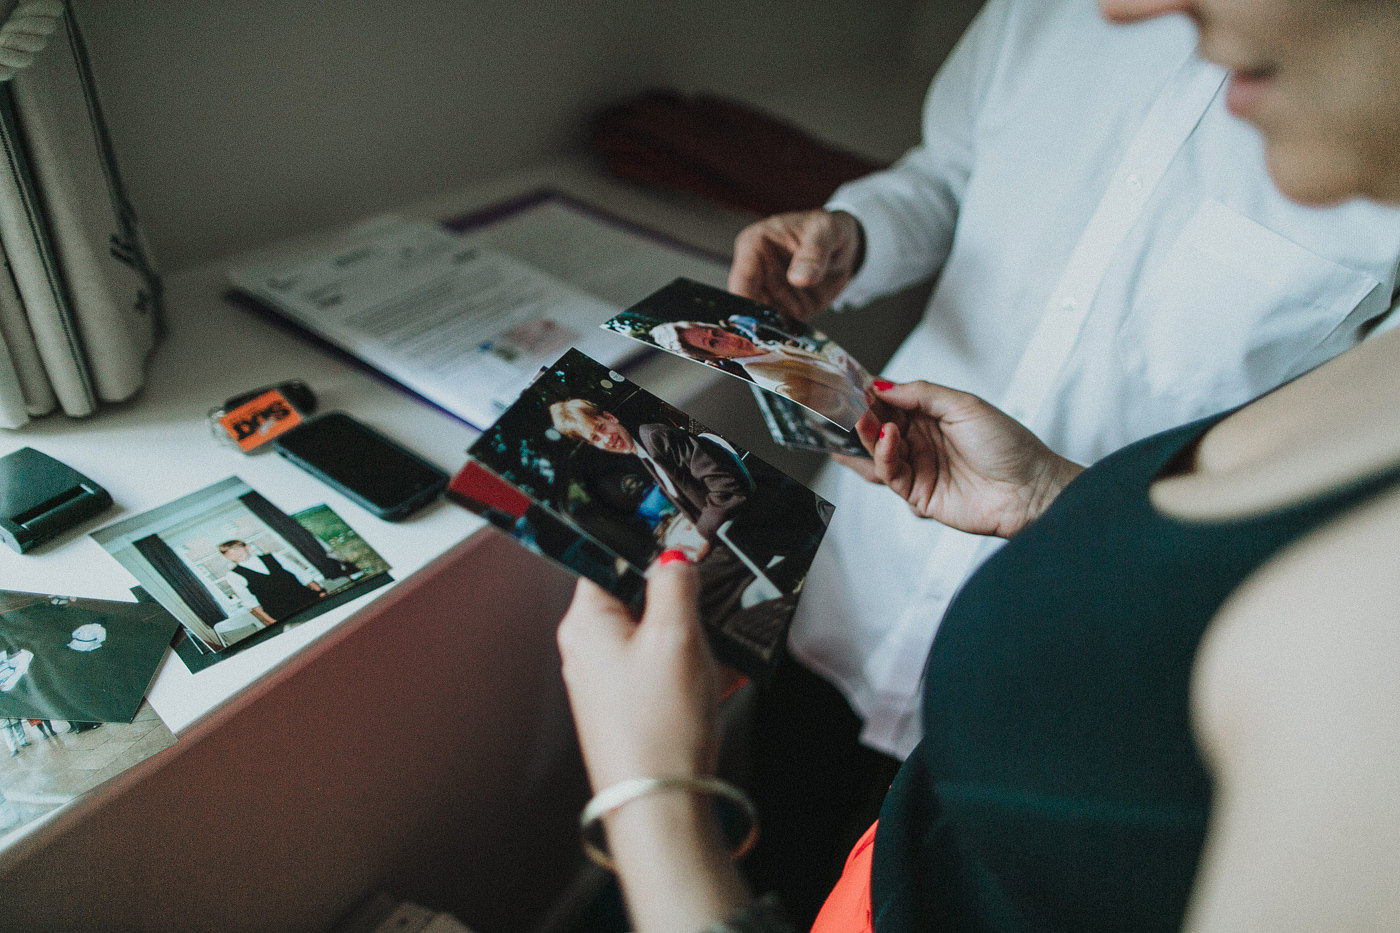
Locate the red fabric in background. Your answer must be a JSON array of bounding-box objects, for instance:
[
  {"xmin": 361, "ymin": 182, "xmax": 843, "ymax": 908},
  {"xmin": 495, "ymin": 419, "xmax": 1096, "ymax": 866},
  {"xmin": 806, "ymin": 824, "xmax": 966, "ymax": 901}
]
[{"xmin": 593, "ymin": 91, "xmax": 885, "ymax": 216}]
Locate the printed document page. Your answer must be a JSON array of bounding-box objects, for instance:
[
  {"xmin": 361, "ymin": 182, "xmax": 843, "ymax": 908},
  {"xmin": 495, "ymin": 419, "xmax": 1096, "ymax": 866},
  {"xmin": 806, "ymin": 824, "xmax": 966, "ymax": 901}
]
[
  {"xmin": 229, "ymin": 219, "xmax": 637, "ymax": 429},
  {"xmin": 449, "ymin": 194, "xmax": 730, "ymax": 308}
]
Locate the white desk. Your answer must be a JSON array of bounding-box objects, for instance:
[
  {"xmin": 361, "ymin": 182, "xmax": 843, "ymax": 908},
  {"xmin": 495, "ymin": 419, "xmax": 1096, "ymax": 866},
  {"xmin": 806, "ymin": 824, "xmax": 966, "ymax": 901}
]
[{"xmin": 0, "ymin": 161, "xmax": 754, "ymax": 932}]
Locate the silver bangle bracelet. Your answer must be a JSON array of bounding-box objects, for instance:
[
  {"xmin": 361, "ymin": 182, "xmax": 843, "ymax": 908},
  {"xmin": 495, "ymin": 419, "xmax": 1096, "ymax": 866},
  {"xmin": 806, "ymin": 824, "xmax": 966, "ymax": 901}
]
[{"xmin": 579, "ymin": 775, "xmax": 759, "ymax": 872}]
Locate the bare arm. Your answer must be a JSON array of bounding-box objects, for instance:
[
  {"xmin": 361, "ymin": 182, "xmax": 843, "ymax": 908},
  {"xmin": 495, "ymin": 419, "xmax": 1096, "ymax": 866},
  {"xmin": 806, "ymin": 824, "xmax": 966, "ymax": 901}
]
[
  {"xmin": 557, "ymin": 562, "xmax": 756, "ymax": 931},
  {"xmin": 1186, "ymin": 489, "xmax": 1400, "ymax": 931}
]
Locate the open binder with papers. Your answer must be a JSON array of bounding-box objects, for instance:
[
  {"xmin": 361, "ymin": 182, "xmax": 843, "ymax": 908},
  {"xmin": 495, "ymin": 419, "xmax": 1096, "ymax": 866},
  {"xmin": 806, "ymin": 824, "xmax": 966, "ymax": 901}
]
[{"xmin": 226, "ymin": 192, "xmax": 731, "ymax": 430}]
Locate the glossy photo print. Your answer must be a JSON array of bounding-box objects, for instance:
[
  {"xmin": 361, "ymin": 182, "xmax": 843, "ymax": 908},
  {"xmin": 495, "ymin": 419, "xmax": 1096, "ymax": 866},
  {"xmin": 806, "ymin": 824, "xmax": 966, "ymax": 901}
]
[
  {"xmin": 462, "ymin": 349, "xmax": 834, "ymax": 678},
  {"xmin": 90, "ymin": 478, "xmax": 391, "ymax": 670},
  {"xmin": 0, "ymin": 700, "xmax": 176, "ymax": 844},
  {"xmin": 448, "ymin": 459, "xmax": 650, "ymax": 607},
  {"xmin": 0, "ymin": 588, "xmax": 179, "ymax": 724},
  {"xmin": 751, "ymin": 388, "xmax": 869, "ymax": 457},
  {"xmin": 603, "ymin": 277, "xmax": 874, "ymax": 436}
]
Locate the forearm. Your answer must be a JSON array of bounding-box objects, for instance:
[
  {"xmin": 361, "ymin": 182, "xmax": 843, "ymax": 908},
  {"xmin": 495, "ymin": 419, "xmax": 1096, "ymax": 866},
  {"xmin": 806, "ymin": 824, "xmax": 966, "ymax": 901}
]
[
  {"xmin": 560, "ymin": 567, "xmax": 790, "ymax": 932},
  {"xmin": 606, "ymin": 793, "xmax": 754, "ymax": 933},
  {"xmin": 826, "ymin": 166, "xmax": 958, "ymax": 308},
  {"xmin": 1013, "ymin": 454, "xmax": 1085, "ymax": 535}
]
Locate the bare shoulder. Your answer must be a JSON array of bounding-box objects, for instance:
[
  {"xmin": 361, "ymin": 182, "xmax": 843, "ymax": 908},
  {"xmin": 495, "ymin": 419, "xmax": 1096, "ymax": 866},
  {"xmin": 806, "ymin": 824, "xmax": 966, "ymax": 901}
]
[
  {"xmin": 1195, "ymin": 483, "xmax": 1400, "ymax": 727},
  {"xmin": 1186, "ymin": 485, "xmax": 1400, "ymax": 931}
]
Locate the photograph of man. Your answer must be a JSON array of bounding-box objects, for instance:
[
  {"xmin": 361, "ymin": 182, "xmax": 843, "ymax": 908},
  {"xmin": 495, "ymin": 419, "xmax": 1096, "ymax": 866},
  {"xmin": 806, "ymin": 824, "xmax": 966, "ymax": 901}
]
[
  {"xmin": 550, "ymin": 398, "xmax": 751, "ymax": 548},
  {"xmin": 650, "ymin": 319, "xmax": 869, "ymax": 431},
  {"xmin": 467, "ymin": 349, "xmax": 831, "ymax": 675},
  {"xmin": 549, "ymin": 398, "xmax": 809, "ymax": 671},
  {"xmin": 606, "ymin": 278, "xmax": 873, "ymax": 430},
  {"xmin": 549, "ymin": 395, "xmax": 829, "ymax": 602},
  {"xmin": 92, "ymin": 479, "xmax": 393, "ymax": 669},
  {"xmin": 216, "ymin": 539, "xmax": 327, "ymax": 626}
]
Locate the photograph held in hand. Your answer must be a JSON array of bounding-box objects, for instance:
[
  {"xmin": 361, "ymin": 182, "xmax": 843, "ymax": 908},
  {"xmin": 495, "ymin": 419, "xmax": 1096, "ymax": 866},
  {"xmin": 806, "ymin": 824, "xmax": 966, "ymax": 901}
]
[
  {"xmin": 604, "ymin": 278, "xmax": 875, "ymax": 455},
  {"xmin": 457, "ymin": 349, "xmax": 833, "ymax": 679}
]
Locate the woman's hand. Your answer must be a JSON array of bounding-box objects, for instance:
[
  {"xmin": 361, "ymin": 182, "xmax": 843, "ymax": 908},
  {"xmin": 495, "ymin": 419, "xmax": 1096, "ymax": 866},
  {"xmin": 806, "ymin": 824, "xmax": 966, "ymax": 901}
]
[
  {"xmin": 728, "ymin": 209, "xmax": 863, "ymax": 321},
  {"xmin": 557, "ymin": 555, "xmax": 720, "ymax": 790},
  {"xmin": 837, "ymin": 380, "xmax": 1084, "ymax": 538},
  {"xmin": 558, "ymin": 556, "xmax": 756, "ymax": 932}
]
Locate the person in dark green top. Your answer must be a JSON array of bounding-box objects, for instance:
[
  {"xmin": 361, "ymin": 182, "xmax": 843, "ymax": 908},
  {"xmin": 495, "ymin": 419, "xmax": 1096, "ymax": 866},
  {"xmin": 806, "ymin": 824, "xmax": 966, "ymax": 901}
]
[{"xmin": 547, "ymin": 1, "xmax": 1400, "ymax": 931}]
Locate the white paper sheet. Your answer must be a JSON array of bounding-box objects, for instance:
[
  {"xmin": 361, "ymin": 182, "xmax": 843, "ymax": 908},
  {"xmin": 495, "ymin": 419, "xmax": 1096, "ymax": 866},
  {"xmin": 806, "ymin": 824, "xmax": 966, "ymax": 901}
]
[
  {"xmin": 451, "ymin": 196, "xmax": 730, "ymax": 306},
  {"xmin": 229, "ymin": 219, "xmax": 641, "ymax": 429}
]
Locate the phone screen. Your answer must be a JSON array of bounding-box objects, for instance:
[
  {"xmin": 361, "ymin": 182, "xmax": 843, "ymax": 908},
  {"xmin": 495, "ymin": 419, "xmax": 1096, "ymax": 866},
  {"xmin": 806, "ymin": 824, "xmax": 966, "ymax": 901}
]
[{"xmin": 274, "ymin": 412, "xmax": 448, "ymax": 519}]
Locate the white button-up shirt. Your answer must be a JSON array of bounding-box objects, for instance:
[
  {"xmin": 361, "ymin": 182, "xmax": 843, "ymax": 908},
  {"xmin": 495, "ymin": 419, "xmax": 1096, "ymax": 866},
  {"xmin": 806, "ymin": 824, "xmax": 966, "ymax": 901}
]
[{"xmin": 794, "ymin": 0, "xmax": 1400, "ymax": 758}]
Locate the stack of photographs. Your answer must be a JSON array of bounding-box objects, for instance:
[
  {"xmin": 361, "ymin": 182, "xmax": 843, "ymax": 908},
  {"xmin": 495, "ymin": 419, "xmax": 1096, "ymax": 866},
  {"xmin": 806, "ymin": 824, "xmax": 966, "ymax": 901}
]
[
  {"xmin": 1, "ymin": 589, "xmax": 182, "ymax": 842},
  {"xmin": 602, "ymin": 277, "xmax": 875, "ymax": 456},
  {"xmin": 453, "ymin": 349, "xmax": 833, "ymax": 679}
]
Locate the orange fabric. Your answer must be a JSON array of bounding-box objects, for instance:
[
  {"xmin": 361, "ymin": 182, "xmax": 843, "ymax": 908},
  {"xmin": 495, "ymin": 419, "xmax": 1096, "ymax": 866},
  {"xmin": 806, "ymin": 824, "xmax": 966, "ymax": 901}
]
[{"xmin": 809, "ymin": 820, "xmax": 878, "ymax": 933}]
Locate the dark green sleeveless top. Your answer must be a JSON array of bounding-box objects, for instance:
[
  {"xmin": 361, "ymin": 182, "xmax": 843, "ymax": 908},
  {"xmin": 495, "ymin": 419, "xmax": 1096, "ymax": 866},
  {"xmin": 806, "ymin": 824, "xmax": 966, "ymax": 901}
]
[{"xmin": 871, "ymin": 411, "xmax": 1400, "ymax": 932}]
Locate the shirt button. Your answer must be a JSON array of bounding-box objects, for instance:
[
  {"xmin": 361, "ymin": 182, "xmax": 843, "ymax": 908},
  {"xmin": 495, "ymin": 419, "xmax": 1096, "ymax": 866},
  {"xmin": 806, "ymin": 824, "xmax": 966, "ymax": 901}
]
[
  {"xmin": 1125, "ymin": 173, "xmax": 1143, "ymax": 190},
  {"xmin": 1060, "ymin": 296, "xmax": 1078, "ymax": 312}
]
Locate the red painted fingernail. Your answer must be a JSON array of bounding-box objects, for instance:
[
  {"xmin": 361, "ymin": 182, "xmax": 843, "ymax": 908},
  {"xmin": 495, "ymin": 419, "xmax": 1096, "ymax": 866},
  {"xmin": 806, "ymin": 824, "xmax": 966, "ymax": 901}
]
[
  {"xmin": 873, "ymin": 379, "xmax": 894, "ymax": 391},
  {"xmin": 878, "ymin": 426, "xmax": 886, "ymax": 440},
  {"xmin": 658, "ymin": 549, "xmax": 690, "ymax": 566}
]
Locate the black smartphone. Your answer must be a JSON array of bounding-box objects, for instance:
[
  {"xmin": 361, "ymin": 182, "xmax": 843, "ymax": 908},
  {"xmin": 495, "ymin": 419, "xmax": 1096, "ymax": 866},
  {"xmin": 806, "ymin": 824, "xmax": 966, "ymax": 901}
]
[{"xmin": 273, "ymin": 412, "xmax": 448, "ymax": 521}]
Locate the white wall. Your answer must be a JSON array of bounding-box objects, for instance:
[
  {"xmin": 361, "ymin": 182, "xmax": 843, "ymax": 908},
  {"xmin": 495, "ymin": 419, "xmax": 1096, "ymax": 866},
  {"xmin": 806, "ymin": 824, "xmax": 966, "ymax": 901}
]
[{"xmin": 77, "ymin": 0, "xmax": 984, "ymax": 274}]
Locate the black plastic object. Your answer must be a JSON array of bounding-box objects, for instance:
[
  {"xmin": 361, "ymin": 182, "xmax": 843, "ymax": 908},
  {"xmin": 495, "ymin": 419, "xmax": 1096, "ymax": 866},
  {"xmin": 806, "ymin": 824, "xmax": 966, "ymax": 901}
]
[{"xmin": 0, "ymin": 447, "xmax": 112, "ymax": 553}]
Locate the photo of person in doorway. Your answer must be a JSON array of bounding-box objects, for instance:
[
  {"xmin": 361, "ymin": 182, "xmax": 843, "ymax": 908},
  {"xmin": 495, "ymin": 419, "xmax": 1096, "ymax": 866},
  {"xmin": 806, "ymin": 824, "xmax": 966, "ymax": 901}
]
[
  {"xmin": 92, "ymin": 478, "xmax": 390, "ymax": 659},
  {"xmin": 216, "ymin": 539, "xmax": 327, "ymax": 626}
]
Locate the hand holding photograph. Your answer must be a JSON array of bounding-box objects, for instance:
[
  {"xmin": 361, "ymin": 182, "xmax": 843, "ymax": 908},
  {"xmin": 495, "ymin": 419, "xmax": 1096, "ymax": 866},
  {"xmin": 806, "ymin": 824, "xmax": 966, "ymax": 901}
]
[
  {"xmin": 457, "ymin": 349, "xmax": 833, "ymax": 678},
  {"xmin": 603, "ymin": 278, "xmax": 875, "ymax": 452}
]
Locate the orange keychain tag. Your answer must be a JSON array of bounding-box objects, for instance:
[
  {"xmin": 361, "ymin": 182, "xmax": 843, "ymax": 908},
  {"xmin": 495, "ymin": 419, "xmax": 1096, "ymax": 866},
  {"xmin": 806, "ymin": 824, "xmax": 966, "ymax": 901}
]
[{"xmin": 215, "ymin": 388, "xmax": 306, "ymax": 451}]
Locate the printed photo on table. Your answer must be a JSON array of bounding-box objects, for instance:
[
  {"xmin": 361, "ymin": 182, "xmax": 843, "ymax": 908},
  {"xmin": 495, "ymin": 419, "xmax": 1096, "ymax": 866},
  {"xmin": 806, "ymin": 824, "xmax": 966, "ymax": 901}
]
[
  {"xmin": 0, "ymin": 587, "xmax": 179, "ymax": 724},
  {"xmin": 1, "ymin": 700, "xmax": 176, "ymax": 844},
  {"xmin": 603, "ymin": 277, "xmax": 874, "ymax": 433},
  {"xmin": 90, "ymin": 478, "xmax": 391, "ymax": 668},
  {"xmin": 462, "ymin": 349, "xmax": 833, "ymax": 678}
]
